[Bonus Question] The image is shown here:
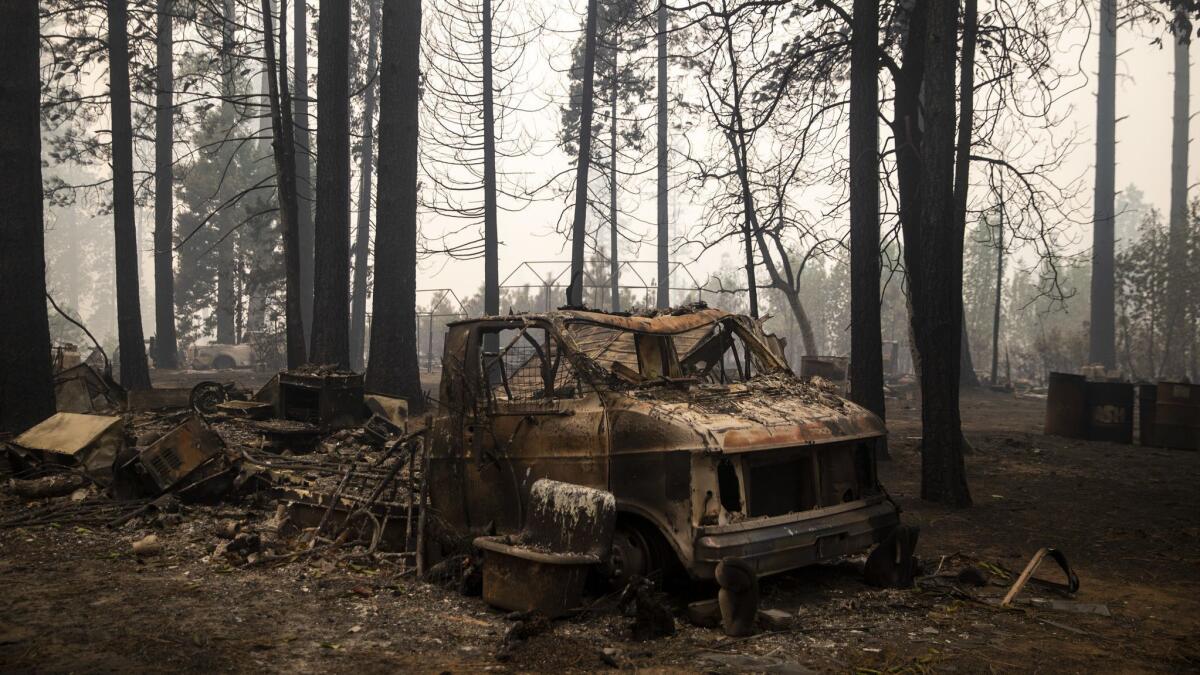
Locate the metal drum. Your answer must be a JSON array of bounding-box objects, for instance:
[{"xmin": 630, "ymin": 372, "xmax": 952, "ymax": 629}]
[
  {"xmin": 1085, "ymin": 381, "xmax": 1134, "ymax": 444},
  {"xmin": 1138, "ymin": 383, "xmax": 1158, "ymax": 447},
  {"xmin": 1045, "ymin": 372, "xmax": 1088, "ymax": 439},
  {"xmin": 1155, "ymin": 382, "xmax": 1200, "ymax": 450}
]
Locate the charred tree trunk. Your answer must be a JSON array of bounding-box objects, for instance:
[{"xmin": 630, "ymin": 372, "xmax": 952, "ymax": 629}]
[
  {"xmin": 959, "ymin": 319, "xmax": 977, "ymax": 384},
  {"xmin": 894, "ymin": 0, "xmax": 969, "ymax": 506},
  {"xmin": 655, "ymin": 0, "xmax": 669, "ymax": 309},
  {"xmin": 108, "ymin": 0, "xmax": 152, "ymax": 390},
  {"xmin": 366, "ymin": 0, "xmax": 424, "ymax": 411},
  {"xmin": 310, "ymin": 0, "xmax": 352, "ymax": 368},
  {"xmin": 566, "ymin": 0, "xmax": 599, "ymax": 307},
  {"xmin": 610, "ymin": 43, "xmax": 620, "ymax": 312},
  {"xmin": 779, "ymin": 289, "xmax": 817, "ymax": 356},
  {"xmin": 1089, "ymin": 0, "xmax": 1117, "ymax": 368},
  {"xmin": 294, "ymin": 0, "xmax": 314, "ymax": 347},
  {"xmin": 154, "ymin": 0, "xmax": 179, "ymax": 369},
  {"xmin": 991, "ymin": 189, "xmax": 1003, "ymax": 384},
  {"xmin": 350, "ymin": 0, "xmax": 381, "ymax": 371},
  {"xmin": 894, "ymin": 2, "xmax": 924, "ymax": 392},
  {"xmin": 0, "ymin": 0, "xmax": 55, "ymax": 432},
  {"xmin": 263, "ymin": 0, "xmax": 307, "ymax": 368},
  {"xmin": 1164, "ymin": 11, "xmax": 1191, "ymax": 379},
  {"xmin": 849, "ymin": 0, "xmax": 886, "ymax": 434},
  {"xmin": 953, "ymin": 0, "xmax": 980, "ymax": 387},
  {"xmin": 912, "ymin": 0, "xmax": 970, "ymax": 506},
  {"xmin": 216, "ymin": 0, "xmax": 237, "ymax": 346},
  {"xmin": 483, "ymin": 0, "xmax": 499, "ymax": 318}
]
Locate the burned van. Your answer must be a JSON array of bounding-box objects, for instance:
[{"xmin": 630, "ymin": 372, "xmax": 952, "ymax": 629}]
[{"xmin": 426, "ymin": 306, "xmax": 899, "ymax": 582}]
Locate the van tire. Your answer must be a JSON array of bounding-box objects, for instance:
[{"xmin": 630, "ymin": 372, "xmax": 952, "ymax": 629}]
[
  {"xmin": 212, "ymin": 355, "xmax": 236, "ymax": 370},
  {"xmin": 608, "ymin": 516, "xmax": 676, "ymax": 590}
]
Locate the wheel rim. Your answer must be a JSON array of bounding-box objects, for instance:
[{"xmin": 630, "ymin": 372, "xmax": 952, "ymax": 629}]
[{"xmin": 609, "ymin": 525, "xmax": 656, "ymax": 588}]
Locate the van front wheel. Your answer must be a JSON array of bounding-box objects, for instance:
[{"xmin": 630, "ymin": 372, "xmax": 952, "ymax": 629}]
[{"xmin": 608, "ymin": 521, "xmax": 666, "ymax": 589}]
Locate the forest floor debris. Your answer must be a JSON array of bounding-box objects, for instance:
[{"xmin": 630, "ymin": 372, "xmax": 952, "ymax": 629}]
[{"xmin": 0, "ymin": 385, "xmax": 1197, "ymax": 672}]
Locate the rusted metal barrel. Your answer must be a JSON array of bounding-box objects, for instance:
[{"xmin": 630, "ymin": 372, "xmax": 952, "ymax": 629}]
[
  {"xmin": 1045, "ymin": 372, "xmax": 1088, "ymax": 439},
  {"xmin": 1155, "ymin": 381, "xmax": 1200, "ymax": 450},
  {"xmin": 1138, "ymin": 383, "xmax": 1158, "ymax": 447},
  {"xmin": 1085, "ymin": 381, "xmax": 1134, "ymax": 444}
]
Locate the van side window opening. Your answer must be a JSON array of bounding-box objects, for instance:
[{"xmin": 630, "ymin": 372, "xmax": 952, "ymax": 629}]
[{"xmin": 479, "ymin": 326, "xmax": 582, "ymax": 401}]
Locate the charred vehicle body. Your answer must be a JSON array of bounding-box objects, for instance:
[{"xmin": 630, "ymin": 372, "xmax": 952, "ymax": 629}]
[{"xmin": 427, "ymin": 306, "xmax": 900, "ymax": 582}]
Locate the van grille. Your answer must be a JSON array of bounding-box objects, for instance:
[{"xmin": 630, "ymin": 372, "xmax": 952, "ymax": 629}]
[
  {"xmin": 746, "ymin": 453, "xmax": 817, "ymax": 517},
  {"xmin": 743, "ymin": 442, "xmax": 876, "ymax": 518}
]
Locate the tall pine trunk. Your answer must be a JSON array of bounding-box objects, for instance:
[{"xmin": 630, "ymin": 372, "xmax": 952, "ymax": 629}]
[
  {"xmin": 610, "ymin": 43, "xmax": 620, "ymax": 312},
  {"xmin": 1089, "ymin": 0, "xmax": 1117, "ymax": 368},
  {"xmin": 991, "ymin": 196, "xmax": 1003, "ymax": 384},
  {"xmin": 894, "ymin": 0, "xmax": 969, "ymax": 506},
  {"xmin": 216, "ymin": 0, "xmax": 237, "ymax": 345},
  {"xmin": 566, "ymin": 0, "xmax": 599, "ymax": 307},
  {"xmin": 350, "ymin": 0, "xmax": 381, "ymax": 371},
  {"xmin": 108, "ymin": 0, "xmax": 152, "ymax": 390},
  {"xmin": 366, "ymin": 0, "xmax": 424, "ymax": 411},
  {"xmin": 310, "ymin": 0, "xmax": 352, "ymax": 368},
  {"xmin": 154, "ymin": 0, "xmax": 179, "ymax": 368},
  {"xmin": 953, "ymin": 0, "xmax": 980, "ymax": 387},
  {"xmin": 1164, "ymin": 11, "xmax": 1190, "ymax": 379},
  {"xmin": 483, "ymin": 0, "xmax": 499, "ymax": 318},
  {"xmin": 0, "ymin": 0, "xmax": 55, "ymax": 432},
  {"xmin": 655, "ymin": 0, "xmax": 669, "ymax": 308},
  {"xmin": 848, "ymin": 0, "xmax": 886, "ymax": 434},
  {"xmin": 912, "ymin": 0, "xmax": 970, "ymax": 506},
  {"xmin": 295, "ymin": 0, "xmax": 315, "ymax": 347},
  {"xmin": 263, "ymin": 0, "xmax": 307, "ymax": 368}
]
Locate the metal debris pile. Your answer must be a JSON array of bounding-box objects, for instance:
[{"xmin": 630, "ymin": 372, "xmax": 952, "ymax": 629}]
[{"xmin": 1, "ymin": 366, "xmax": 427, "ymax": 572}]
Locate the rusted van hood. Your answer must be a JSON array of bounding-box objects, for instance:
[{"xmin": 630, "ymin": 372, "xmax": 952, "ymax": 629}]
[{"xmin": 615, "ymin": 375, "xmax": 885, "ymax": 453}]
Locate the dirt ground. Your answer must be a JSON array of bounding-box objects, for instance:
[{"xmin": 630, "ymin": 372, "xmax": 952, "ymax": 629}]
[{"xmin": 1, "ymin": 385, "xmax": 1197, "ymax": 673}]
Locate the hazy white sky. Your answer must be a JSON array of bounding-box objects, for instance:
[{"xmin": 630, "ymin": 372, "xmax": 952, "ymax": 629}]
[{"xmin": 410, "ymin": 4, "xmax": 1198, "ymax": 310}]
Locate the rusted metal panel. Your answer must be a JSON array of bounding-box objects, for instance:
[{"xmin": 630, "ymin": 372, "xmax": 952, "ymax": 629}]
[
  {"xmin": 1138, "ymin": 383, "xmax": 1158, "ymax": 447},
  {"xmin": 1045, "ymin": 372, "xmax": 1088, "ymax": 439},
  {"xmin": 53, "ymin": 364, "xmax": 123, "ymax": 413},
  {"xmin": 214, "ymin": 400, "xmax": 273, "ymax": 419},
  {"xmin": 1086, "ymin": 381, "xmax": 1134, "ymax": 444},
  {"xmin": 12, "ymin": 412, "xmax": 125, "ymax": 485},
  {"xmin": 1155, "ymin": 381, "xmax": 1200, "ymax": 450},
  {"xmin": 136, "ymin": 416, "xmax": 224, "ymax": 491},
  {"xmin": 277, "ymin": 371, "xmax": 364, "ymax": 430}
]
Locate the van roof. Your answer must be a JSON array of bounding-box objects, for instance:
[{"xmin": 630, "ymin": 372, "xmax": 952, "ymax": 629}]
[{"xmin": 448, "ymin": 306, "xmax": 734, "ymax": 335}]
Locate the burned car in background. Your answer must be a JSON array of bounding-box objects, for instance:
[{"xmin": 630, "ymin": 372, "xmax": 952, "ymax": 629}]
[
  {"xmin": 426, "ymin": 306, "xmax": 899, "ymax": 583},
  {"xmin": 187, "ymin": 343, "xmax": 255, "ymax": 370},
  {"xmin": 185, "ymin": 331, "xmax": 283, "ymax": 371}
]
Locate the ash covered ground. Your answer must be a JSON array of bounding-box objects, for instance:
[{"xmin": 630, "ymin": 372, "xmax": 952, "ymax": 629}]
[{"xmin": 1, "ymin": 386, "xmax": 1197, "ymax": 673}]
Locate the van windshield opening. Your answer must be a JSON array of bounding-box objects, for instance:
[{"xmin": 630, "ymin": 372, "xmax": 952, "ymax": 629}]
[{"xmin": 564, "ymin": 318, "xmax": 777, "ymax": 385}]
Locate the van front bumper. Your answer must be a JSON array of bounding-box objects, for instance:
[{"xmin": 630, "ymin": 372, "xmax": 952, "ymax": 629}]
[{"xmin": 691, "ymin": 497, "xmax": 899, "ymax": 579}]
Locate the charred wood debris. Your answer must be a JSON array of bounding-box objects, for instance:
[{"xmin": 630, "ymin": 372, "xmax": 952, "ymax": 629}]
[{"xmin": 1, "ymin": 362, "xmax": 1095, "ymax": 661}]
